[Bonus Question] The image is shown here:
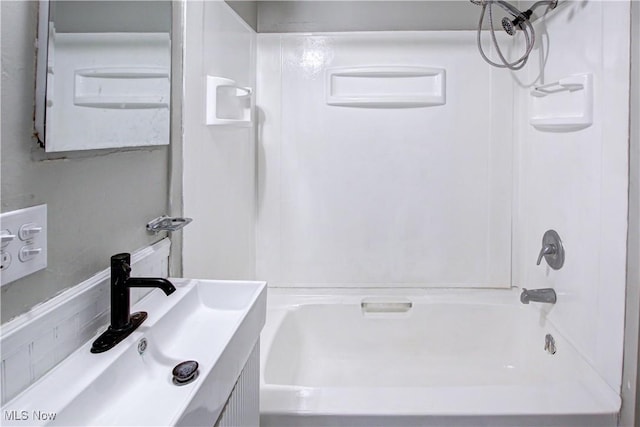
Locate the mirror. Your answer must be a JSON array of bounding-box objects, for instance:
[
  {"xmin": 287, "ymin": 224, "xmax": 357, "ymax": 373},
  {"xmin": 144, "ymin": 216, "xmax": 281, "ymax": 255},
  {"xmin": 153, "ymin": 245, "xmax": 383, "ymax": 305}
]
[{"xmin": 35, "ymin": 1, "xmax": 172, "ymax": 152}]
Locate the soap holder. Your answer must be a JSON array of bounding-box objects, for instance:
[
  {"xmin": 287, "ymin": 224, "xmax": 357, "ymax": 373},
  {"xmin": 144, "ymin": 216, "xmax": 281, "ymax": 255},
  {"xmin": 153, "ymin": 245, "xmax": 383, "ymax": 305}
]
[
  {"xmin": 146, "ymin": 216, "xmax": 192, "ymax": 233},
  {"xmin": 206, "ymin": 76, "xmax": 252, "ymax": 127},
  {"xmin": 529, "ymin": 73, "xmax": 593, "ymax": 132}
]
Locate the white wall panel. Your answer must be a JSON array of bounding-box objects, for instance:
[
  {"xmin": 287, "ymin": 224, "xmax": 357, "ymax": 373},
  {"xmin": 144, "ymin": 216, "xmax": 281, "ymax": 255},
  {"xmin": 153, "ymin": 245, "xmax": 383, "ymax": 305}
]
[
  {"xmin": 621, "ymin": 2, "xmax": 640, "ymax": 424},
  {"xmin": 257, "ymin": 32, "xmax": 513, "ymax": 288},
  {"xmin": 513, "ymin": 1, "xmax": 630, "ymax": 393},
  {"xmin": 182, "ymin": 1, "xmax": 257, "ymax": 280}
]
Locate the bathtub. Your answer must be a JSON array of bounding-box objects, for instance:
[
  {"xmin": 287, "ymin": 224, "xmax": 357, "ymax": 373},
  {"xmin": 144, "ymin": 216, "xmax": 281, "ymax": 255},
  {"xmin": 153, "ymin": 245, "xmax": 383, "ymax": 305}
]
[{"xmin": 260, "ymin": 287, "xmax": 620, "ymax": 427}]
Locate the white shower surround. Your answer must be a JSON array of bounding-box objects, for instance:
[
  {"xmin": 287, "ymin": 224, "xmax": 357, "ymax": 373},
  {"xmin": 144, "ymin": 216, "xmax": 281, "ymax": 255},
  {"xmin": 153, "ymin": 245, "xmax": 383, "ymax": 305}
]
[
  {"xmin": 254, "ymin": 0, "xmax": 629, "ymax": 401},
  {"xmin": 181, "ymin": 0, "xmax": 631, "ymax": 423},
  {"xmin": 256, "ymin": 31, "xmax": 514, "ymax": 288},
  {"xmin": 512, "ymin": 0, "xmax": 630, "ymax": 394},
  {"xmin": 182, "ymin": 0, "xmax": 257, "ymax": 281}
]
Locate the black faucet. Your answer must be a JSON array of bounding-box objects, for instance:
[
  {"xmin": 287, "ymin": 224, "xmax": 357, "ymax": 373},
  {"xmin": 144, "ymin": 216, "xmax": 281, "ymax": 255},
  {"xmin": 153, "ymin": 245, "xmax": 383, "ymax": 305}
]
[{"xmin": 91, "ymin": 253, "xmax": 176, "ymax": 354}]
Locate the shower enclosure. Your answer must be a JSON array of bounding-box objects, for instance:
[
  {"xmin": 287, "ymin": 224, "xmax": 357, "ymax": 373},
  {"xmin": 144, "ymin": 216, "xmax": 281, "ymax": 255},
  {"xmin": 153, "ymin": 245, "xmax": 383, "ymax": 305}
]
[{"xmin": 179, "ymin": 1, "xmax": 632, "ymax": 425}]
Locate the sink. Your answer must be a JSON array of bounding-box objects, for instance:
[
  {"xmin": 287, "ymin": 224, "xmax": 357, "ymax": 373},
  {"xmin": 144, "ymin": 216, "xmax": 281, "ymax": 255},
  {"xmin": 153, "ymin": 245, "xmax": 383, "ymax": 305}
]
[{"xmin": 1, "ymin": 279, "xmax": 267, "ymax": 426}]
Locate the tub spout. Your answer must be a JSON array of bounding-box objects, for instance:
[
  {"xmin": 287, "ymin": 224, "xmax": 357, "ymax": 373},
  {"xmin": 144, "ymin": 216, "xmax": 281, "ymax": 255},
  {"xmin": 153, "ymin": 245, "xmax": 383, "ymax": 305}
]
[{"xmin": 520, "ymin": 288, "xmax": 556, "ymax": 304}]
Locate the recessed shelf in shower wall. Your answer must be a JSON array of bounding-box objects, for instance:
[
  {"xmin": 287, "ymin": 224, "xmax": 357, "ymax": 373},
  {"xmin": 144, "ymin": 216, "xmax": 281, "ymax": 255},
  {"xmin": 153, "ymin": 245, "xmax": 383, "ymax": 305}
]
[
  {"xmin": 529, "ymin": 73, "xmax": 593, "ymax": 132},
  {"xmin": 206, "ymin": 76, "xmax": 253, "ymax": 126},
  {"xmin": 325, "ymin": 66, "xmax": 446, "ymax": 108}
]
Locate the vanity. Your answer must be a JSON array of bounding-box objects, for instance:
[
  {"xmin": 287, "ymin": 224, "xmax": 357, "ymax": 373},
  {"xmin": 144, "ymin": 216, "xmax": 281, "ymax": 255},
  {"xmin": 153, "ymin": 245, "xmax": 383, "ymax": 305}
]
[{"xmin": 2, "ymin": 277, "xmax": 266, "ymax": 426}]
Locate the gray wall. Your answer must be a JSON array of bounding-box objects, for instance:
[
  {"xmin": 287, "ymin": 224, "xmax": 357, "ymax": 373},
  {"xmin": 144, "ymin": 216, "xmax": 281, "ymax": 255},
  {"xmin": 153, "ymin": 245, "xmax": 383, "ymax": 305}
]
[
  {"xmin": 52, "ymin": 1, "xmax": 170, "ymax": 33},
  {"xmin": 0, "ymin": 1, "xmax": 170, "ymax": 323},
  {"xmin": 254, "ymin": 1, "xmax": 554, "ymax": 33},
  {"xmin": 224, "ymin": 1, "xmax": 555, "ymax": 34},
  {"xmin": 225, "ymin": 1, "xmax": 258, "ymax": 31},
  {"xmin": 256, "ymin": 1, "xmax": 482, "ymax": 32}
]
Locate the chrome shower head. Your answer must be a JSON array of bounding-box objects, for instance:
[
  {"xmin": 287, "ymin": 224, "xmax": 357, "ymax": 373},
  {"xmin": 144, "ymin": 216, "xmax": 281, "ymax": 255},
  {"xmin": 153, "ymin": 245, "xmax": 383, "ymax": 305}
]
[
  {"xmin": 501, "ymin": 16, "xmax": 517, "ymax": 35},
  {"xmin": 501, "ymin": 0, "xmax": 558, "ymax": 35},
  {"xmin": 501, "ymin": 9, "xmax": 532, "ymax": 36}
]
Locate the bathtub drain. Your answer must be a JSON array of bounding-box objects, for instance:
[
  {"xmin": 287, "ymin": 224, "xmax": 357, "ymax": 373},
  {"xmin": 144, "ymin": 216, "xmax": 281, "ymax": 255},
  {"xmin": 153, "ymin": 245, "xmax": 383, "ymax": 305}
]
[{"xmin": 544, "ymin": 334, "xmax": 556, "ymax": 355}]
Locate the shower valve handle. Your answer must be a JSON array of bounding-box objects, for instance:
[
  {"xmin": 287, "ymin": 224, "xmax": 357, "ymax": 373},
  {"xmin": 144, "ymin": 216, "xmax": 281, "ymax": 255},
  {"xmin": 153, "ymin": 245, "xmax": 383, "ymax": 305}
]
[
  {"xmin": 536, "ymin": 230, "xmax": 565, "ymax": 270},
  {"xmin": 536, "ymin": 244, "xmax": 556, "ymax": 265}
]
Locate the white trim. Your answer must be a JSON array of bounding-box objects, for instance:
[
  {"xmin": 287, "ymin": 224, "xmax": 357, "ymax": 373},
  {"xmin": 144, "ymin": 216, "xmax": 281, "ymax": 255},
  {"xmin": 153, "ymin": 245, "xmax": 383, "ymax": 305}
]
[{"xmin": 34, "ymin": 0, "xmax": 49, "ymax": 145}]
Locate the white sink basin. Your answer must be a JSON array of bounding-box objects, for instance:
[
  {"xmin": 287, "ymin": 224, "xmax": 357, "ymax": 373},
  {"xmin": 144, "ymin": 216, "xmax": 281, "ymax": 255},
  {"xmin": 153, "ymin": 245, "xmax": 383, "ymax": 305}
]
[{"xmin": 2, "ymin": 278, "xmax": 267, "ymax": 426}]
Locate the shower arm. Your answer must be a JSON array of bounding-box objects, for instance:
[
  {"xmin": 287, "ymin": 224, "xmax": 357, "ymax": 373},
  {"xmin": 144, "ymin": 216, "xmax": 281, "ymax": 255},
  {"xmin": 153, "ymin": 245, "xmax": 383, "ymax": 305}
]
[
  {"xmin": 529, "ymin": 0, "xmax": 558, "ymax": 14},
  {"xmin": 469, "ymin": 0, "xmax": 557, "ymax": 10},
  {"xmin": 471, "ymin": 0, "xmax": 558, "ymax": 70},
  {"xmin": 516, "ymin": 0, "xmax": 558, "ymax": 23}
]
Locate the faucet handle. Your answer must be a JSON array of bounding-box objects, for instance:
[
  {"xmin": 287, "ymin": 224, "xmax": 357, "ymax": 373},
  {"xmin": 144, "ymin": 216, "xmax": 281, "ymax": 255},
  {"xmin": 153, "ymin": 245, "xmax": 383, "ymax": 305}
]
[
  {"xmin": 111, "ymin": 253, "xmax": 132, "ymax": 276},
  {"xmin": 536, "ymin": 244, "xmax": 556, "ymax": 265},
  {"xmin": 536, "ymin": 230, "xmax": 565, "ymax": 270}
]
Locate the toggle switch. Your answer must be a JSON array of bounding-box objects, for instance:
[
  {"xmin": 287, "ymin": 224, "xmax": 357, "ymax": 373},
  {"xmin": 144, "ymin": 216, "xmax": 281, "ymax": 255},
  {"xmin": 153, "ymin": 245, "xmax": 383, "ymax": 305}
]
[
  {"xmin": 1, "ymin": 230, "xmax": 16, "ymax": 248},
  {"xmin": 19, "ymin": 246, "xmax": 42, "ymax": 262},
  {"xmin": 19, "ymin": 223, "xmax": 43, "ymax": 241},
  {"xmin": 1, "ymin": 204, "xmax": 47, "ymax": 286}
]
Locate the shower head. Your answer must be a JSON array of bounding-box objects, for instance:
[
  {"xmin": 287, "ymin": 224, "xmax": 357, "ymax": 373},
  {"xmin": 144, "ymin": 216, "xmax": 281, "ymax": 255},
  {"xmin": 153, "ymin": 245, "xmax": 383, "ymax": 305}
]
[
  {"xmin": 472, "ymin": 0, "xmax": 559, "ymax": 69},
  {"xmin": 501, "ymin": 9, "xmax": 532, "ymax": 36},
  {"xmin": 501, "ymin": 0, "xmax": 559, "ymax": 35},
  {"xmin": 501, "ymin": 17, "xmax": 517, "ymax": 35}
]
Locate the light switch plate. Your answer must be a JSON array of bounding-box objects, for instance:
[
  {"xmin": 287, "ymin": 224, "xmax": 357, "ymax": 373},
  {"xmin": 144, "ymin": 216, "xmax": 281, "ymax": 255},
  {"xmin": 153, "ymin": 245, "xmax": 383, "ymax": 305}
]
[{"xmin": 0, "ymin": 205, "xmax": 47, "ymax": 286}]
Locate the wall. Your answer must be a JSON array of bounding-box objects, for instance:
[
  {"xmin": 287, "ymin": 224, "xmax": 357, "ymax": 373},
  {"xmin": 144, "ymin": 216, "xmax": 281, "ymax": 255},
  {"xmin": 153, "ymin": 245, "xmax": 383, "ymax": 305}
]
[
  {"xmin": 256, "ymin": 1, "xmax": 504, "ymax": 33},
  {"xmin": 0, "ymin": 1, "xmax": 170, "ymax": 323},
  {"xmin": 256, "ymin": 31, "xmax": 513, "ymax": 288},
  {"xmin": 182, "ymin": 1, "xmax": 256, "ymax": 280},
  {"xmin": 226, "ymin": 0, "xmax": 258, "ymax": 31},
  {"xmin": 51, "ymin": 1, "xmax": 170, "ymax": 33},
  {"xmin": 512, "ymin": 1, "xmax": 630, "ymax": 394}
]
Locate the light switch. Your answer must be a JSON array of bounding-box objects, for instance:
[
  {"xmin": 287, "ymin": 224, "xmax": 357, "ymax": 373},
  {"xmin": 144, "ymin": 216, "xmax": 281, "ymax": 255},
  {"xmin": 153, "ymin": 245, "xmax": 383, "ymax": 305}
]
[
  {"xmin": 19, "ymin": 223, "xmax": 43, "ymax": 241},
  {"xmin": 0, "ymin": 205, "xmax": 47, "ymax": 286}
]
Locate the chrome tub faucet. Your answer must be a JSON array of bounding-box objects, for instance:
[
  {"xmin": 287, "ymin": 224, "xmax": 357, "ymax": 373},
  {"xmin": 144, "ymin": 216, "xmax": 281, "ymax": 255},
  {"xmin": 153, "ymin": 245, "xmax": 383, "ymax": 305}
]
[{"xmin": 520, "ymin": 288, "xmax": 557, "ymax": 304}]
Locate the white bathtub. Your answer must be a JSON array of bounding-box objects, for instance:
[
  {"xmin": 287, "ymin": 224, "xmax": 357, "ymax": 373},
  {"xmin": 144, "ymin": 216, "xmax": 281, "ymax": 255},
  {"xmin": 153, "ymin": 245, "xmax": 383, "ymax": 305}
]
[{"xmin": 260, "ymin": 288, "xmax": 620, "ymax": 427}]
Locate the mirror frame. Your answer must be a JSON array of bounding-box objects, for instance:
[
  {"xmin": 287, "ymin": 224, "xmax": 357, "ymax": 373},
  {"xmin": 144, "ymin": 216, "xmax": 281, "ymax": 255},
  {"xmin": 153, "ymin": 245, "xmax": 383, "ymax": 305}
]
[
  {"xmin": 33, "ymin": 0, "xmax": 172, "ymax": 151},
  {"xmin": 34, "ymin": 0, "xmax": 49, "ymax": 145}
]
